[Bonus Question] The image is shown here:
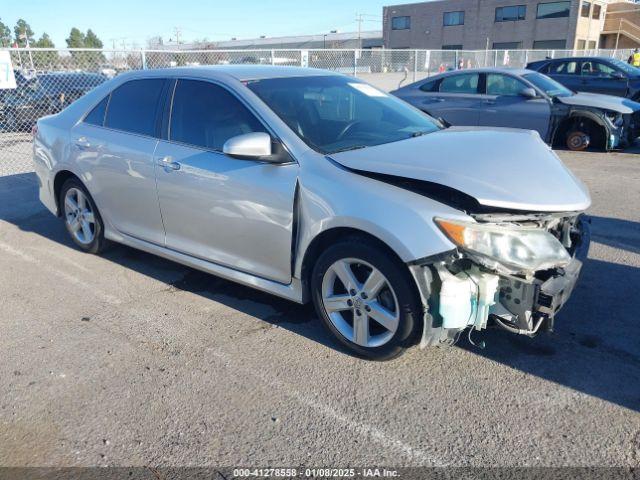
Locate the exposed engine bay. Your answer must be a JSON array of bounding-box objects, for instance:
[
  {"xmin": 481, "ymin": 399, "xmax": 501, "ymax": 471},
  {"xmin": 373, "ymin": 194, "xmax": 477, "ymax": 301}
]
[{"xmin": 414, "ymin": 212, "xmax": 590, "ymax": 347}]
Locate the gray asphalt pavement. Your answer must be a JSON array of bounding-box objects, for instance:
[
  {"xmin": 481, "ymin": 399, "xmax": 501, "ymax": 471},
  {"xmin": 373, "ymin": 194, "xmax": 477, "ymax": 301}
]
[{"xmin": 0, "ymin": 149, "xmax": 639, "ymax": 467}]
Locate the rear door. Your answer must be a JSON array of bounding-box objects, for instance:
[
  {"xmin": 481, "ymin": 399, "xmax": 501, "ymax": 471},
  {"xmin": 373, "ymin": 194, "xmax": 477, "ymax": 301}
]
[
  {"xmin": 476, "ymin": 73, "xmax": 551, "ymax": 139},
  {"xmin": 545, "ymin": 60, "xmax": 581, "ymax": 92},
  {"xmin": 577, "ymin": 60, "xmax": 628, "ymax": 97},
  {"xmin": 426, "ymin": 72, "xmax": 481, "ymax": 125},
  {"xmin": 70, "ymin": 78, "xmax": 168, "ymax": 245}
]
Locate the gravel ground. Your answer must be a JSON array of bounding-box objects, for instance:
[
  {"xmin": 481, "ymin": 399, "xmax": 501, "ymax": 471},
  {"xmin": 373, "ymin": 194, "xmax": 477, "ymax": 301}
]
[{"xmin": 0, "ymin": 148, "xmax": 638, "ymax": 468}]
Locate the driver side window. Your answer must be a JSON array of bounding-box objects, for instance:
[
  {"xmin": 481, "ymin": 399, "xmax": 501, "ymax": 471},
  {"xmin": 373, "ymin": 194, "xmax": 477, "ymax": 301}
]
[
  {"xmin": 580, "ymin": 61, "xmax": 617, "ymax": 77},
  {"xmin": 169, "ymin": 79, "xmax": 266, "ymax": 151}
]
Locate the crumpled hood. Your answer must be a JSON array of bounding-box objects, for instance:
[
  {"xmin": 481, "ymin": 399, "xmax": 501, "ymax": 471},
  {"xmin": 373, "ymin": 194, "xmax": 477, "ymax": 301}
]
[
  {"xmin": 557, "ymin": 92, "xmax": 640, "ymax": 114},
  {"xmin": 329, "ymin": 127, "xmax": 591, "ymax": 212}
]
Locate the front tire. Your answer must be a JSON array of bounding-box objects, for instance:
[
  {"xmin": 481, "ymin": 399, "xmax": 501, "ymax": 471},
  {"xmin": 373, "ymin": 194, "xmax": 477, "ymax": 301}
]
[
  {"xmin": 311, "ymin": 238, "xmax": 423, "ymax": 360},
  {"xmin": 60, "ymin": 178, "xmax": 108, "ymax": 254}
]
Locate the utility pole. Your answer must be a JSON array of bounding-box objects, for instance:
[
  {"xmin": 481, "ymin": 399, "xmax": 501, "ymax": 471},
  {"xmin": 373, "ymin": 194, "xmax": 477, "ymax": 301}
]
[{"xmin": 174, "ymin": 27, "xmax": 182, "ymax": 44}]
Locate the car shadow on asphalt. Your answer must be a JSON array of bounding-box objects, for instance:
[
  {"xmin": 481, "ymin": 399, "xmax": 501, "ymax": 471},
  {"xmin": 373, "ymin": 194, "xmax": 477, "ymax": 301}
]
[
  {"xmin": 2, "ymin": 172, "xmax": 640, "ymax": 411},
  {"xmin": 588, "ymin": 215, "xmax": 640, "ymax": 255}
]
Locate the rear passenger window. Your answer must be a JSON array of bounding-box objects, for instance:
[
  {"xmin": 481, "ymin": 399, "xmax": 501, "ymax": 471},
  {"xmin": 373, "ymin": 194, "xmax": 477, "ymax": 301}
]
[
  {"xmin": 419, "ymin": 79, "xmax": 439, "ymax": 92},
  {"xmin": 105, "ymin": 79, "xmax": 166, "ymax": 137},
  {"xmin": 84, "ymin": 95, "xmax": 109, "ymax": 126},
  {"xmin": 169, "ymin": 79, "xmax": 266, "ymax": 151},
  {"xmin": 439, "ymin": 73, "xmax": 479, "ymax": 94},
  {"xmin": 550, "ymin": 61, "xmax": 577, "ymax": 75}
]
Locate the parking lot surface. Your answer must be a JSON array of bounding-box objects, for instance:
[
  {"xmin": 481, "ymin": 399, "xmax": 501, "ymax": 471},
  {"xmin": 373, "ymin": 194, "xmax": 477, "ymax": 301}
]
[{"xmin": 0, "ymin": 149, "xmax": 639, "ymax": 467}]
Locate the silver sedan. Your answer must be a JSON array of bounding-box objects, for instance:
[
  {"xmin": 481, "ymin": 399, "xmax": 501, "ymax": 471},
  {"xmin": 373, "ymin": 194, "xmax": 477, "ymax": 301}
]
[{"xmin": 34, "ymin": 66, "xmax": 590, "ymax": 360}]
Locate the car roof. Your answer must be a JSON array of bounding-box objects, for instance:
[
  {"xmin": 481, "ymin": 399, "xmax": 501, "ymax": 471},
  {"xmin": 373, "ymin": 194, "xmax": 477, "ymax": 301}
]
[
  {"xmin": 117, "ymin": 65, "xmax": 339, "ymax": 82},
  {"xmin": 424, "ymin": 67, "xmax": 535, "ymax": 80},
  {"xmin": 540, "ymin": 56, "xmax": 616, "ymax": 62}
]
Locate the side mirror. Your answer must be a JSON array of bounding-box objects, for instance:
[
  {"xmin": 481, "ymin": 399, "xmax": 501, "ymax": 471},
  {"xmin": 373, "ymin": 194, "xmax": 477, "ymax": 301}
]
[
  {"xmin": 223, "ymin": 132, "xmax": 292, "ymax": 163},
  {"xmin": 519, "ymin": 87, "xmax": 538, "ymax": 99}
]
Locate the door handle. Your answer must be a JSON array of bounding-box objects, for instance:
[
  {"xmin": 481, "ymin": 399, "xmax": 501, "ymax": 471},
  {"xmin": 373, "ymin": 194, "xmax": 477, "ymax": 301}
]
[
  {"xmin": 483, "ymin": 100, "xmax": 496, "ymax": 105},
  {"xmin": 157, "ymin": 156, "xmax": 181, "ymax": 171}
]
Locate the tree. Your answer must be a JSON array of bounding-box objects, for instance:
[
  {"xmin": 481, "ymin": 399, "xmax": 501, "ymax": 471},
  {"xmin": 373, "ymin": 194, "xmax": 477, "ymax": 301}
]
[
  {"xmin": 13, "ymin": 19, "xmax": 34, "ymax": 47},
  {"xmin": 32, "ymin": 33, "xmax": 59, "ymax": 69},
  {"xmin": 34, "ymin": 32, "xmax": 55, "ymax": 48},
  {"xmin": 84, "ymin": 29, "xmax": 103, "ymax": 49},
  {"xmin": 0, "ymin": 18, "xmax": 10, "ymax": 47},
  {"xmin": 66, "ymin": 27, "xmax": 85, "ymax": 48},
  {"xmin": 66, "ymin": 27, "xmax": 104, "ymax": 66}
]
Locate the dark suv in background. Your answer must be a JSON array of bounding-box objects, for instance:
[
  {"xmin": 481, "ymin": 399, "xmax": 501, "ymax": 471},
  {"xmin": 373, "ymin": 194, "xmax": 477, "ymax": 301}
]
[{"xmin": 526, "ymin": 56, "xmax": 640, "ymax": 100}]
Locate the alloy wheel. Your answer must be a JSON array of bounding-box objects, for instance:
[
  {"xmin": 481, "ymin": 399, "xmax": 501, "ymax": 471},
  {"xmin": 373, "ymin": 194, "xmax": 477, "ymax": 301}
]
[
  {"xmin": 63, "ymin": 187, "xmax": 96, "ymax": 245},
  {"xmin": 321, "ymin": 258, "xmax": 400, "ymax": 348}
]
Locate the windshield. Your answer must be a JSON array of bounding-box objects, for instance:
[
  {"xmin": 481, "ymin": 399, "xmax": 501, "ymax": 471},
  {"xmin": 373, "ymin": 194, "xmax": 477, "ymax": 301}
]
[
  {"xmin": 246, "ymin": 75, "xmax": 441, "ymax": 154},
  {"xmin": 608, "ymin": 58, "xmax": 640, "ymax": 76},
  {"xmin": 523, "ymin": 72, "xmax": 573, "ymax": 98}
]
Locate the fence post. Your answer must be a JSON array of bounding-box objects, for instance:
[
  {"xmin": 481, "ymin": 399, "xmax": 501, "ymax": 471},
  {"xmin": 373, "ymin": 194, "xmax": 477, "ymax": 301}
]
[
  {"xmin": 494, "ymin": 50, "xmax": 498, "ymax": 67},
  {"xmin": 141, "ymin": 50, "xmax": 147, "ymax": 69},
  {"xmin": 354, "ymin": 50, "xmax": 358, "ymax": 77},
  {"xmin": 271, "ymin": 49, "xmax": 275, "ymax": 66},
  {"xmin": 425, "ymin": 49, "xmax": 431, "ymax": 77},
  {"xmin": 524, "ymin": 49, "xmax": 528, "ymax": 67},
  {"xmin": 413, "ymin": 50, "xmax": 418, "ymax": 82}
]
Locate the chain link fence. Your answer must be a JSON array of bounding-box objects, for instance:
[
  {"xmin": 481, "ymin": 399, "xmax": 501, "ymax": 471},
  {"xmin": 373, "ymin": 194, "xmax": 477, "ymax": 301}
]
[{"xmin": 1, "ymin": 46, "xmax": 637, "ymax": 176}]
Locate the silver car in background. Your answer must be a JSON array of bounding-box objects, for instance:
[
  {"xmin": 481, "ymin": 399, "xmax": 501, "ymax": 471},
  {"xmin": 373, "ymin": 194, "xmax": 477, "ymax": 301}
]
[
  {"xmin": 33, "ymin": 66, "xmax": 590, "ymax": 360},
  {"xmin": 393, "ymin": 67, "xmax": 640, "ymax": 151}
]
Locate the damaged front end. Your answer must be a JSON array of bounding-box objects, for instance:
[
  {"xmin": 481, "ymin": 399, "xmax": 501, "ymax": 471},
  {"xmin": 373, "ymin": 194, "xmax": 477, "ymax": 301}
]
[
  {"xmin": 412, "ymin": 213, "xmax": 590, "ymax": 347},
  {"xmin": 549, "ymin": 102, "xmax": 640, "ymax": 151}
]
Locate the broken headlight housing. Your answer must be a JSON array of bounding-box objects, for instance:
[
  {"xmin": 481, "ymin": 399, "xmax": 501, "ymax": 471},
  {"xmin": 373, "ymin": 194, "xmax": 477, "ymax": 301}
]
[{"xmin": 435, "ymin": 218, "xmax": 571, "ymax": 273}]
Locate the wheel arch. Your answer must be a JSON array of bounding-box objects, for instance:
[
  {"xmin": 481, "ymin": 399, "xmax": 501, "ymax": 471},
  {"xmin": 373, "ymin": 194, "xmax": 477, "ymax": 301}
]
[
  {"xmin": 552, "ymin": 111, "xmax": 609, "ymax": 150},
  {"xmin": 53, "ymin": 170, "xmax": 82, "ymax": 216},
  {"xmin": 298, "ymin": 226, "xmax": 414, "ymax": 300}
]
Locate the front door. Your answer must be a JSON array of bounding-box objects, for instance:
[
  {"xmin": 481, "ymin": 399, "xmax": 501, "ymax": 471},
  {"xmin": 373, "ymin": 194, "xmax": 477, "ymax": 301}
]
[
  {"xmin": 578, "ymin": 60, "xmax": 628, "ymax": 97},
  {"xmin": 154, "ymin": 79, "xmax": 297, "ymax": 284},
  {"xmin": 478, "ymin": 73, "xmax": 551, "ymax": 140}
]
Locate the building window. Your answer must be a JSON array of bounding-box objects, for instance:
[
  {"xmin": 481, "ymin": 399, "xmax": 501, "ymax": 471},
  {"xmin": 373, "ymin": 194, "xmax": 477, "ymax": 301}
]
[
  {"xmin": 493, "ymin": 41, "xmax": 523, "ymax": 49},
  {"xmin": 577, "ymin": 39, "xmax": 586, "ymax": 49},
  {"xmin": 391, "ymin": 16, "xmax": 411, "ymax": 30},
  {"xmin": 442, "ymin": 44, "xmax": 463, "ymax": 50},
  {"xmin": 495, "ymin": 5, "xmax": 526, "ymax": 22},
  {"xmin": 443, "ymin": 11, "xmax": 465, "ymax": 26},
  {"xmin": 581, "ymin": 1, "xmax": 591, "ymax": 17},
  {"xmin": 588, "ymin": 40, "xmax": 597, "ymax": 49},
  {"xmin": 592, "ymin": 4, "xmax": 601, "ymax": 19},
  {"xmin": 536, "ymin": 2, "xmax": 571, "ymax": 19},
  {"xmin": 533, "ymin": 39, "xmax": 567, "ymax": 49}
]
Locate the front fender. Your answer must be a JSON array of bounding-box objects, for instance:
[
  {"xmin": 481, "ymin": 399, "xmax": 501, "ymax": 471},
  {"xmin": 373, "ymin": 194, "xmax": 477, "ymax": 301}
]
[{"xmin": 293, "ymin": 159, "xmax": 470, "ymax": 278}]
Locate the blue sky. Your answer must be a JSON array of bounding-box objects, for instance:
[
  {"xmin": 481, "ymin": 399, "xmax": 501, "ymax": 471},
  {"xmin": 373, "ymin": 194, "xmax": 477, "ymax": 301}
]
[{"xmin": 4, "ymin": 0, "xmax": 393, "ymax": 48}]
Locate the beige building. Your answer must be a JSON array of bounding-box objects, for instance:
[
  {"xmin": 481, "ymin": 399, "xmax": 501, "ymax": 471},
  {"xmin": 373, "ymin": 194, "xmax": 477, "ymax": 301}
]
[{"xmin": 383, "ymin": 0, "xmax": 634, "ymax": 50}]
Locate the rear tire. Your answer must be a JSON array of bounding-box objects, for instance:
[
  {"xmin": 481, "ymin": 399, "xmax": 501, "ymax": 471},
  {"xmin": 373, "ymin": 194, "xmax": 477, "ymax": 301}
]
[
  {"xmin": 311, "ymin": 237, "xmax": 423, "ymax": 360},
  {"xmin": 59, "ymin": 178, "xmax": 108, "ymax": 254}
]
